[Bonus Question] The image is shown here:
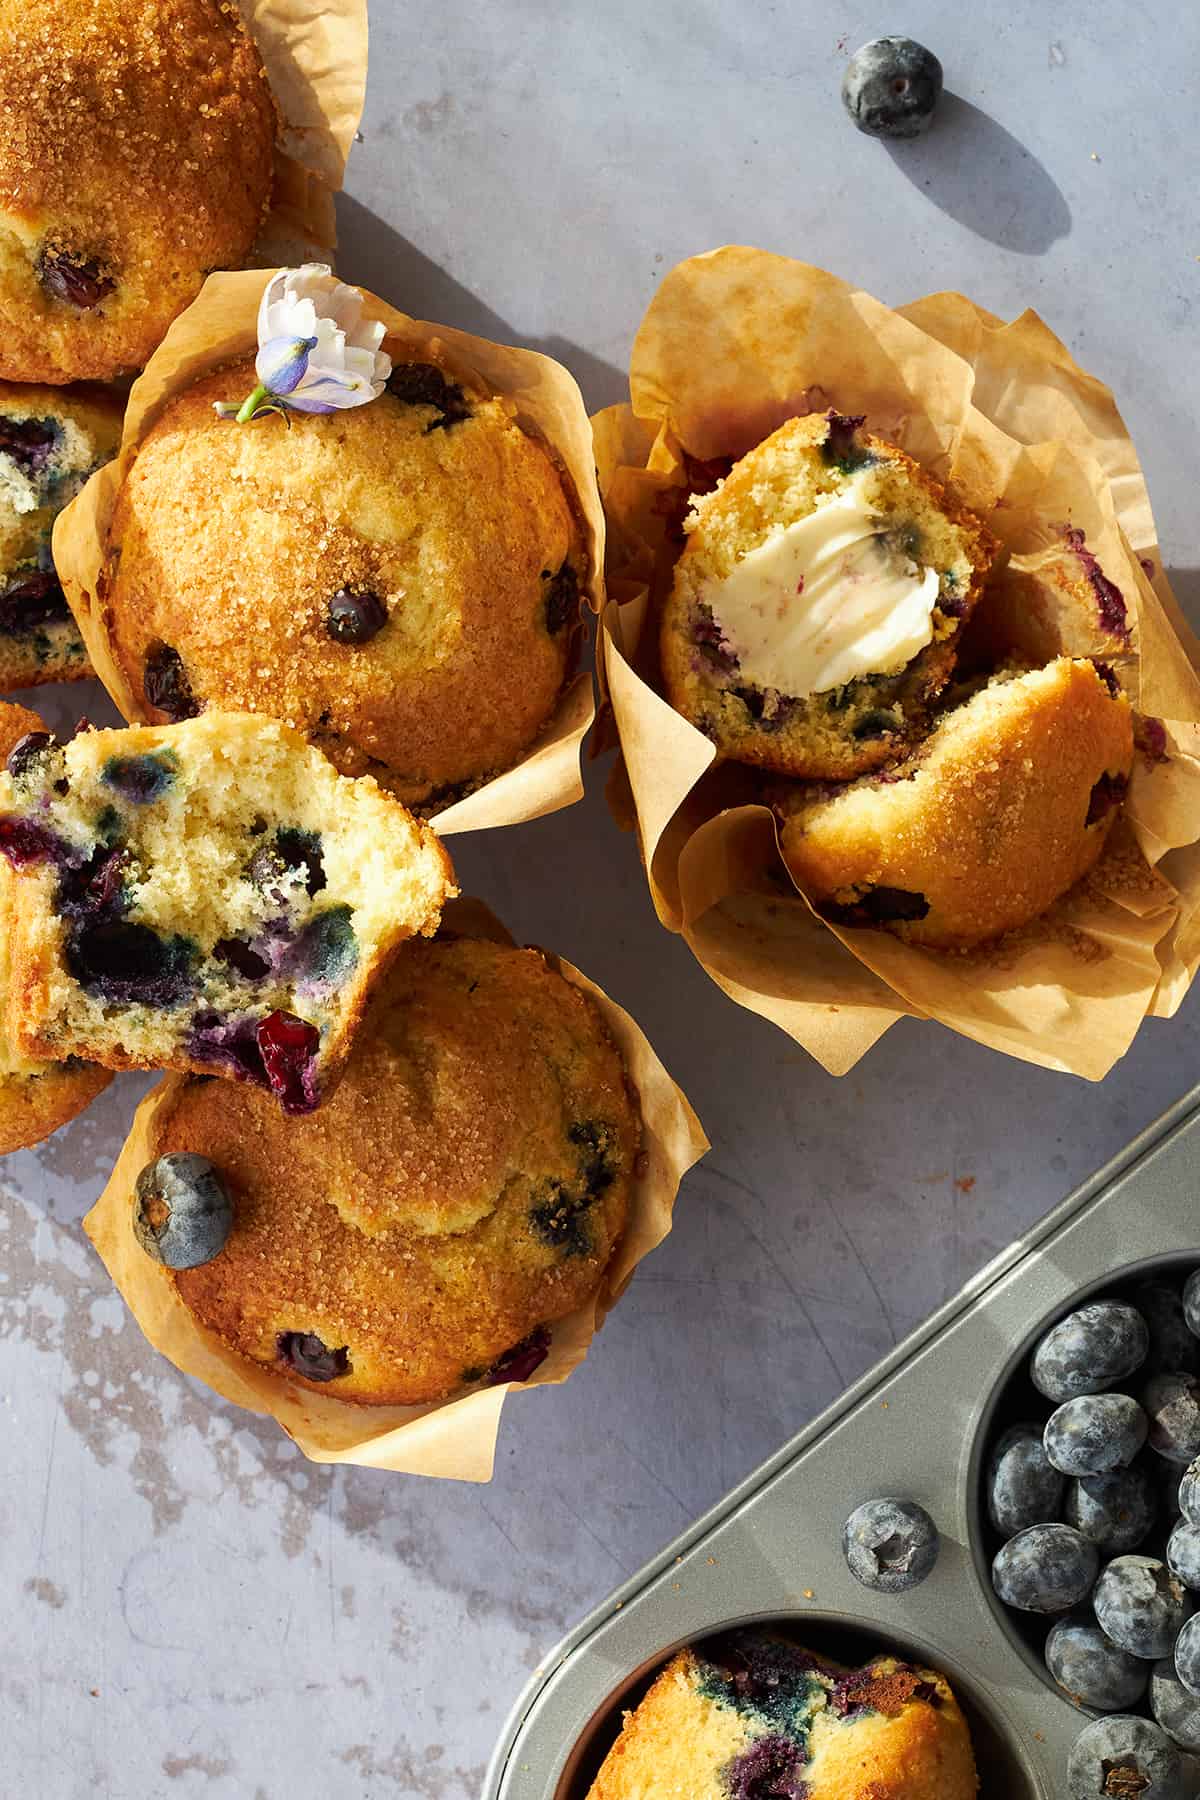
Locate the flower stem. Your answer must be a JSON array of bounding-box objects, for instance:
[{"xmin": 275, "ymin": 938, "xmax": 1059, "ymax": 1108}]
[{"xmin": 235, "ymin": 383, "xmax": 270, "ymax": 424}]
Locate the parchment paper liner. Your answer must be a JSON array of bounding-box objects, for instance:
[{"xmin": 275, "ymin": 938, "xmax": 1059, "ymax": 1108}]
[
  {"xmin": 54, "ymin": 269, "xmax": 604, "ymax": 835},
  {"xmin": 236, "ymin": 0, "xmax": 367, "ymax": 262},
  {"xmin": 83, "ymin": 898, "xmax": 708, "ymax": 1481},
  {"xmin": 598, "ymin": 247, "xmax": 1200, "ymax": 1080}
]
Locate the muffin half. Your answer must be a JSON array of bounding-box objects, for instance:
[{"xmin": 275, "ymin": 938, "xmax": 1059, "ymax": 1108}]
[{"xmin": 661, "ymin": 411, "xmax": 994, "ymax": 779}]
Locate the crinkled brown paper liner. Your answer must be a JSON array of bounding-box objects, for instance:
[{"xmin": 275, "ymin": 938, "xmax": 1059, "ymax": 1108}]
[
  {"xmin": 241, "ymin": 0, "xmax": 368, "ymax": 261},
  {"xmin": 83, "ymin": 898, "xmax": 708, "ymax": 1481},
  {"xmin": 598, "ymin": 247, "xmax": 1200, "ymax": 1080},
  {"xmin": 54, "ymin": 269, "xmax": 604, "ymax": 834}
]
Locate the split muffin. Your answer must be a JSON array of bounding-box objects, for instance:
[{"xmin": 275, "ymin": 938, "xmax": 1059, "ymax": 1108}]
[
  {"xmin": 0, "ymin": 380, "xmax": 122, "ymax": 687},
  {"xmin": 125, "ymin": 934, "xmax": 641, "ymax": 1405},
  {"xmin": 588, "ymin": 1630, "xmax": 979, "ymax": 1799},
  {"xmin": 96, "ymin": 355, "xmax": 586, "ymax": 807},
  {"xmin": 0, "ymin": 712, "xmax": 454, "ymax": 1110},
  {"xmin": 661, "ymin": 411, "xmax": 994, "ymax": 779},
  {"xmin": 0, "ymin": 700, "xmax": 109, "ymax": 1151},
  {"xmin": 0, "ymin": 0, "xmax": 276, "ymax": 383},
  {"xmin": 775, "ymin": 657, "xmax": 1134, "ymax": 948}
]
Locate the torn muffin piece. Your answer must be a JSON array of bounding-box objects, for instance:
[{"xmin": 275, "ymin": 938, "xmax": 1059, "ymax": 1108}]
[
  {"xmin": 774, "ymin": 657, "xmax": 1134, "ymax": 948},
  {"xmin": 661, "ymin": 411, "xmax": 995, "ymax": 779},
  {"xmin": 0, "ymin": 712, "xmax": 455, "ymax": 1111}
]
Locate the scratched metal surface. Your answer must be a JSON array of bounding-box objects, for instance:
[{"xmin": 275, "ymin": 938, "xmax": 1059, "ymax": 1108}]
[{"xmin": 3, "ymin": 2, "xmax": 1199, "ymax": 1795}]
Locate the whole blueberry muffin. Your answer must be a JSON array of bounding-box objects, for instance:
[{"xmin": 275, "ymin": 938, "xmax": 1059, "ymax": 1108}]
[
  {"xmin": 661, "ymin": 411, "xmax": 994, "ymax": 779},
  {"xmin": 0, "ymin": 0, "xmax": 275, "ymax": 385},
  {"xmin": 0, "ymin": 380, "xmax": 121, "ymax": 687},
  {"xmin": 0, "ymin": 700, "xmax": 109, "ymax": 1150},
  {"xmin": 0, "ymin": 712, "xmax": 455, "ymax": 1111},
  {"xmin": 96, "ymin": 355, "xmax": 586, "ymax": 807},
  {"xmin": 776, "ymin": 657, "xmax": 1134, "ymax": 948},
  {"xmin": 125, "ymin": 933, "xmax": 640, "ymax": 1405},
  {"xmin": 588, "ymin": 1630, "xmax": 979, "ymax": 1799}
]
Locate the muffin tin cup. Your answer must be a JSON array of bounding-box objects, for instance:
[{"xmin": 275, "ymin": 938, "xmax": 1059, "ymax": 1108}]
[
  {"xmin": 485, "ymin": 1085, "xmax": 1200, "ymax": 1797},
  {"xmin": 54, "ymin": 266, "xmax": 606, "ymax": 834},
  {"xmin": 82, "ymin": 898, "xmax": 708, "ymax": 1481},
  {"xmin": 595, "ymin": 245, "xmax": 1200, "ymax": 1081}
]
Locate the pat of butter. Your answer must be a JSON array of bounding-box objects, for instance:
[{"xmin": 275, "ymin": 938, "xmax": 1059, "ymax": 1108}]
[{"xmin": 709, "ymin": 480, "xmax": 939, "ymax": 697}]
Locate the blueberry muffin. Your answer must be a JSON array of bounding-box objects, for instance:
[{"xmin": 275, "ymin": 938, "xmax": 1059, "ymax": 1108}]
[
  {"xmin": 0, "ymin": 0, "xmax": 276, "ymax": 384},
  {"xmin": 776, "ymin": 658, "xmax": 1134, "ymax": 948},
  {"xmin": 661, "ymin": 412, "xmax": 994, "ymax": 779},
  {"xmin": 0, "ymin": 381, "xmax": 121, "ymax": 687},
  {"xmin": 588, "ymin": 1630, "xmax": 979, "ymax": 1799},
  {"xmin": 0, "ymin": 700, "xmax": 108, "ymax": 1150},
  {"xmin": 125, "ymin": 934, "xmax": 640, "ymax": 1405},
  {"xmin": 0, "ymin": 712, "xmax": 455, "ymax": 1111},
  {"xmin": 96, "ymin": 356, "xmax": 586, "ymax": 806}
]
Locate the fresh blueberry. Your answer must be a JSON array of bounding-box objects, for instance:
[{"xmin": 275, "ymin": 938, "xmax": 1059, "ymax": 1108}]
[
  {"xmin": 841, "ymin": 37, "xmax": 943, "ymax": 140},
  {"xmin": 1152, "ymin": 1657, "xmax": 1200, "ymax": 1751},
  {"xmin": 275, "ymin": 1331, "xmax": 350, "ymax": 1382},
  {"xmin": 1134, "ymin": 1282, "xmax": 1199, "ymax": 1376},
  {"xmin": 143, "ymin": 644, "xmax": 199, "ymax": 721},
  {"xmin": 1178, "ymin": 1615, "xmax": 1200, "ymax": 1698},
  {"xmin": 36, "ymin": 245, "xmax": 113, "ymax": 309},
  {"xmin": 255, "ymin": 1009, "xmax": 321, "ymax": 1115},
  {"xmin": 841, "ymin": 1497, "xmax": 939, "ymax": 1593},
  {"xmin": 1183, "ymin": 1271, "xmax": 1200, "ymax": 1341},
  {"xmin": 1065, "ymin": 1465, "xmax": 1156, "ymax": 1554},
  {"xmin": 544, "ymin": 561, "xmax": 580, "ymax": 635},
  {"xmin": 1093, "ymin": 1557, "xmax": 1196, "ymax": 1659},
  {"xmin": 100, "ymin": 752, "xmax": 175, "ymax": 805},
  {"xmin": 66, "ymin": 920, "xmax": 196, "ymax": 1008},
  {"xmin": 991, "ymin": 1524, "xmax": 1098, "ymax": 1614},
  {"xmin": 133, "ymin": 1153, "xmax": 233, "ymax": 1270},
  {"xmin": 1178, "ymin": 1460, "xmax": 1200, "ymax": 1525},
  {"xmin": 386, "ymin": 361, "xmax": 471, "ymax": 429},
  {"xmin": 1067, "ymin": 1715, "xmax": 1187, "ymax": 1800},
  {"xmin": 1032, "ymin": 1302, "xmax": 1150, "ymax": 1403},
  {"xmin": 1168, "ymin": 1521, "xmax": 1200, "ymax": 1592},
  {"xmin": 987, "ymin": 1422, "xmax": 1066, "ymax": 1537},
  {"xmin": 1143, "ymin": 1373, "xmax": 1200, "ymax": 1465},
  {"xmin": 1045, "ymin": 1394, "xmax": 1148, "ymax": 1477},
  {"xmin": 325, "ymin": 588, "xmax": 388, "ymax": 645},
  {"xmin": 1045, "ymin": 1614, "xmax": 1149, "ymax": 1713},
  {"xmin": 5, "ymin": 731, "xmax": 59, "ymax": 781}
]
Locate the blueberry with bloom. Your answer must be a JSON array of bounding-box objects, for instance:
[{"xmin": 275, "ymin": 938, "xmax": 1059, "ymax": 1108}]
[{"xmin": 215, "ymin": 264, "xmax": 392, "ymax": 424}]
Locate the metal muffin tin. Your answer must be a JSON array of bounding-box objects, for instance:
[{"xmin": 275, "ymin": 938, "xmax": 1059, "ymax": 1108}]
[{"xmin": 484, "ymin": 1086, "xmax": 1200, "ymax": 1800}]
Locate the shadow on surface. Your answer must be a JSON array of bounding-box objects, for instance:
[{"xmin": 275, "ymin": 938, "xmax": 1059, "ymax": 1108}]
[
  {"xmin": 885, "ymin": 94, "xmax": 1071, "ymax": 255},
  {"xmin": 334, "ymin": 195, "xmax": 625, "ymax": 412}
]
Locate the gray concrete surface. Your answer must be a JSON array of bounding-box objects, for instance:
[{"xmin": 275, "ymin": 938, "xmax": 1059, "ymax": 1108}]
[{"xmin": 3, "ymin": 2, "xmax": 1199, "ymax": 1794}]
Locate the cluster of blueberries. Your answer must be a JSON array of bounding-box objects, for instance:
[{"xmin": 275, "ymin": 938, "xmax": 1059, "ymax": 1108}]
[{"xmin": 986, "ymin": 1275, "xmax": 1200, "ymax": 1796}]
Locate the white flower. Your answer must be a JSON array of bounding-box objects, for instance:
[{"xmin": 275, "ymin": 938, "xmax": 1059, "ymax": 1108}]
[{"xmin": 215, "ymin": 264, "xmax": 392, "ymax": 424}]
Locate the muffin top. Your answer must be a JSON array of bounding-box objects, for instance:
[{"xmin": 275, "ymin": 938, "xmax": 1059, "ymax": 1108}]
[
  {"xmin": 102, "ymin": 356, "xmax": 585, "ymax": 804},
  {"xmin": 145, "ymin": 934, "xmax": 640, "ymax": 1404},
  {"xmin": 0, "ymin": 0, "xmax": 276, "ymax": 383}
]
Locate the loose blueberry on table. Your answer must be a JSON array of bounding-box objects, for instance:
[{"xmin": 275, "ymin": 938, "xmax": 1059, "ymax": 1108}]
[{"xmin": 841, "ymin": 37, "xmax": 943, "ymax": 139}]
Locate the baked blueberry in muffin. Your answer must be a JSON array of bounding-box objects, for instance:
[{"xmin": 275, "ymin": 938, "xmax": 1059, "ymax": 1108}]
[
  {"xmin": 0, "ymin": 381, "xmax": 121, "ymax": 688},
  {"xmin": 0, "ymin": 712, "xmax": 454, "ymax": 1110},
  {"xmin": 0, "ymin": 700, "xmax": 109, "ymax": 1150},
  {"xmin": 775, "ymin": 657, "xmax": 1134, "ymax": 947},
  {"xmin": 0, "ymin": 0, "xmax": 276, "ymax": 383},
  {"xmin": 96, "ymin": 353, "xmax": 586, "ymax": 806},
  {"xmin": 123, "ymin": 933, "xmax": 640, "ymax": 1404},
  {"xmin": 661, "ymin": 411, "xmax": 994, "ymax": 779},
  {"xmin": 587, "ymin": 1629, "xmax": 978, "ymax": 1799}
]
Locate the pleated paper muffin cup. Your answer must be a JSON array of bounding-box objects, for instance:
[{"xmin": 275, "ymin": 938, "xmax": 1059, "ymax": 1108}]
[
  {"xmin": 53, "ymin": 268, "xmax": 605, "ymax": 834},
  {"xmin": 83, "ymin": 898, "xmax": 708, "ymax": 1482},
  {"xmin": 598, "ymin": 246, "xmax": 1200, "ymax": 1080},
  {"xmin": 242, "ymin": 0, "xmax": 367, "ymax": 261}
]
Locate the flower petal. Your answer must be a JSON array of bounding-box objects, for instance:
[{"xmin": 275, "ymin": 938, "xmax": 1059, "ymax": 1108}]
[{"xmin": 255, "ymin": 335, "xmax": 318, "ymax": 396}]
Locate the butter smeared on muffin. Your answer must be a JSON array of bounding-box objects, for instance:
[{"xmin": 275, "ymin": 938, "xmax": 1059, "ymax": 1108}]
[
  {"xmin": 661, "ymin": 412, "xmax": 994, "ymax": 778},
  {"xmin": 131, "ymin": 935, "xmax": 640, "ymax": 1405},
  {"xmin": 776, "ymin": 657, "xmax": 1134, "ymax": 947}
]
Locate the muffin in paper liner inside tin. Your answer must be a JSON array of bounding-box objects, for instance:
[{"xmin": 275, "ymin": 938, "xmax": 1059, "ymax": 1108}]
[
  {"xmin": 54, "ymin": 267, "xmax": 604, "ymax": 834},
  {"xmin": 597, "ymin": 246, "xmax": 1200, "ymax": 1080},
  {"xmin": 82, "ymin": 898, "xmax": 707, "ymax": 1481}
]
